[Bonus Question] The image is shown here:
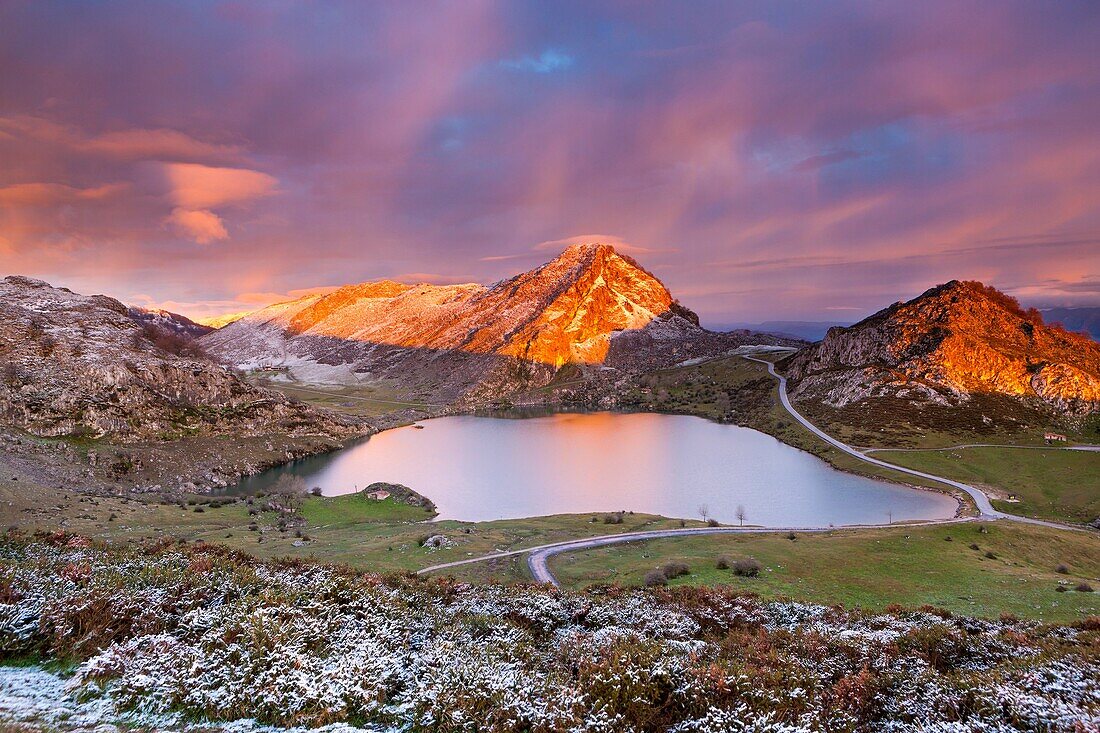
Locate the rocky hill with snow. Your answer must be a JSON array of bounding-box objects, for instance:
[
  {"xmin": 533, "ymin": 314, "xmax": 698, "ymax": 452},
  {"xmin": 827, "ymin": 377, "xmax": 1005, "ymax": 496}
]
[
  {"xmin": 126, "ymin": 306, "xmax": 214, "ymax": 339},
  {"xmin": 202, "ymin": 243, "xmax": 797, "ymax": 403},
  {"xmin": 0, "ymin": 275, "xmax": 360, "ymax": 443},
  {"xmin": 783, "ymin": 280, "xmax": 1100, "ymax": 415}
]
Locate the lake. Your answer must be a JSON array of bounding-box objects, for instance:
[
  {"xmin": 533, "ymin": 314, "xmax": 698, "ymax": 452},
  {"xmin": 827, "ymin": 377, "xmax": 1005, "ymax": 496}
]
[{"xmin": 236, "ymin": 412, "xmax": 958, "ymax": 525}]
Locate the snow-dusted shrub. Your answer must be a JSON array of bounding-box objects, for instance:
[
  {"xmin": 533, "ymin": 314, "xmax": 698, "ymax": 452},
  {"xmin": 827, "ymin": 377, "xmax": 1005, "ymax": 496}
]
[{"xmin": 0, "ymin": 533, "xmax": 1096, "ymax": 732}]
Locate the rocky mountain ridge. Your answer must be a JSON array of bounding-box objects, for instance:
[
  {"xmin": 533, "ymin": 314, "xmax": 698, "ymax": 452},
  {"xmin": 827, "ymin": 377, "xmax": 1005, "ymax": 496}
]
[
  {"xmin": 202, "ymin": 243, "xmax": 798, "ymax": 403},
  {"xmin": 783, "ymin": 280, "xmax": 1100, "ymax": 414},
  {"xmin": 0, "ymin": 275, "xmax": 361, "ymax": 443}
]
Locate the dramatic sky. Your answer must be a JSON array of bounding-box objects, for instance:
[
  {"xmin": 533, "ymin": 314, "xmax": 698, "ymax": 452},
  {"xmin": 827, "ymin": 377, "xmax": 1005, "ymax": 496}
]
[{"xmin": 2, "ymin": 1, "xmax": 1099, "ymax": 324}]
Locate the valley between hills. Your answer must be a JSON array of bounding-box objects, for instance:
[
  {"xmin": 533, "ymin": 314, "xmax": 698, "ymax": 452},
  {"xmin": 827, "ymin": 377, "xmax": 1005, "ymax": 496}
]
[{"xmin": 0, "ymin": 244, "xmax": 1097, "ymax": 623}]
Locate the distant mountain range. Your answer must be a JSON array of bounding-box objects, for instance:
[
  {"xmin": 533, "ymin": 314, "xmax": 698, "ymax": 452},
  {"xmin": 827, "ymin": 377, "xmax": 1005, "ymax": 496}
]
[
  {"xmin": 195, "ymin": 311, "xmax": 251, "ymax": 329},
  {"xmin": 201, "ymin": 243, "xmax": 798, "ymax": 403},
  {"xmin": 3, "ymin": 246, "xmax": 1097, "ymax": 440},
  {"xmin": 126, "ymin": 306, "xmax": 214, "ymax": 338},
  {"xmin": 714, "ymin": 320, "xmax": 850, "ymax": 342},
  {"xmin": 1042, "ymin": 307, "xmax": 1100, "ymax": 342},
  {"xmin": 784, "ymin": 280, "xmax": 1100, "ymax": 414}
]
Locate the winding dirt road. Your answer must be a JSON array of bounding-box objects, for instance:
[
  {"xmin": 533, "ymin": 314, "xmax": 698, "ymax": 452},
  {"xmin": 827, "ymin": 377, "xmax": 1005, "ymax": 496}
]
[{"xmin": 418, "ymin": 354, "xmax": 1086, "ymax": 586}]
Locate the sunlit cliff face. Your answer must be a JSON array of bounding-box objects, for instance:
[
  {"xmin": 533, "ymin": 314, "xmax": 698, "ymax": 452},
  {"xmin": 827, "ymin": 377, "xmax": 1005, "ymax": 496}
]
[
  {"xmin": 234, "ymin": 243, "xmax": 680, "ymax": 367},
  {"xmin": 787, "ymin": 280, "xmax": 1100, "ymax": 412},
  {"xmin": 894, "ymin": 282, "xmax": 1100, "ymax": 407}
]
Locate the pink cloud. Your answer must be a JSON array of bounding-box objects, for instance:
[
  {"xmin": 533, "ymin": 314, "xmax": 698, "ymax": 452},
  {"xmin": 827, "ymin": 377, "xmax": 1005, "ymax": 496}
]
[
  {"xmin": 1, "ymin": 2, "xmax": 1097, "ymax": 322},
  {"xmin": 0, "ymin": 182, "xmax": 128, "ymax": 205},
  {"xmin": 392, "ymin": 273, "xmax": 477, "ymax": 285},
  {"xmin": 81, "ymin": 128, "xmax": 244, "ymax": 162},
  {"xmin": 160, "ymin": 163, "xmax": 276, "ymax": 210},
  {"xmin": 165, "ymin": 208, "xmax": 228, "ymax": 245},
  {"xmin": 0, "ymin": 116, "xmax": 242, "ymax": 164},
  {"xmin": 532, "ymin": 235, "xmax": 676, "ymax": 257}
]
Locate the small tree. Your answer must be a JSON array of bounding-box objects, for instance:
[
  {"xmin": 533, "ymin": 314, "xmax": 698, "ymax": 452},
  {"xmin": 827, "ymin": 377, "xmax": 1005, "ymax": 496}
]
[
  {"xmin": 698, "ymin": 504, "xmax": 710, "ymax": 523},
  {"xmin": 265, "ymin": 475, "xmax": 308, "ymax": 515},
  {"xmin": 736, "ymin": 504, "xmax": 746, "ymax": 527}
]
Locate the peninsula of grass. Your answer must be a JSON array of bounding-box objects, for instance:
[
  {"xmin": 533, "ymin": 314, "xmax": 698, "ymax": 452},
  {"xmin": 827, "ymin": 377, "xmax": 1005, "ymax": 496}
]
[{"xmin": 300, "ymin": 490, "xmax": 436, "ymax": 525}]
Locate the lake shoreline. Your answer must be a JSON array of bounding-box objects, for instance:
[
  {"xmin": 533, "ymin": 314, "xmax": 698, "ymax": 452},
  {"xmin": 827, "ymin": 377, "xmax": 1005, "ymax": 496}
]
[{"xmin": 230, "ymin": 411, "xmax": 960, "ymax": 526}]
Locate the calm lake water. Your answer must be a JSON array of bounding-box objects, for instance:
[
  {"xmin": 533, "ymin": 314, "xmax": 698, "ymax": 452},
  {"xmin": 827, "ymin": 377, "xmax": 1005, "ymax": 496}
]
[{"xmin": 237, "ymin": 412, "xmax": 958, "ymax": 525}]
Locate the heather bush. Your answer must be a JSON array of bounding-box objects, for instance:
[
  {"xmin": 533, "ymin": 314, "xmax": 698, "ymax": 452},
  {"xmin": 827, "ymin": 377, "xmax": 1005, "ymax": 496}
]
[
  {"xmin": 643, "ymin": 570, "xmax": 667, "ymax": 587},
  {"xmin": 733, "ymin": 557, "xmax": 762, "ymax": 577},
  {"xmin": 661, "ymin": 562, "xmax": 691, "ymax": 579},
  {"xmin": 0, "ymin": 533, "xmax": 1096, "ymax": 732}
]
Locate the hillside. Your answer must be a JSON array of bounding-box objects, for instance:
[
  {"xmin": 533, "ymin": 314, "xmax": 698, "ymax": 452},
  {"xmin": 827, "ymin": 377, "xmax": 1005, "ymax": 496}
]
[
  {"xmin": 783, "ymin": 280, "xmax": 1100, "ymax": 418},
  {"xmin": 0, "ymin": 275, "xmax": 360, "ymax": 444},
  {"xmin": 203, "ymin": 243, "xmax": 796, "ymax": 402}
]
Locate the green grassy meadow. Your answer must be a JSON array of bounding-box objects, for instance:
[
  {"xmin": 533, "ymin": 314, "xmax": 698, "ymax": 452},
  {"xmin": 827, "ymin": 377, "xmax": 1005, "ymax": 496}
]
[
  {"xmin": 540, "ymin": 521, "xmax": 1100, "ymax": 622},
  {"xmin": 874, "ymin": 446, "xmax": 1100, "ymax": 524}
]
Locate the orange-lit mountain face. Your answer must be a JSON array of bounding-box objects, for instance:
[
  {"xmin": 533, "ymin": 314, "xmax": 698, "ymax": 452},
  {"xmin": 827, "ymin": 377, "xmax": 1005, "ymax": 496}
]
[
  {"xmin": 784, "ymin": 280, "xmax": 1100, "ymax": 414},
  {"xmin": 221, "ymin": 244, "xmax": 678, "ymax": 366},
  {"xmin": 201, "ymin": 243, "xmax": 781, "ymax": 402}
]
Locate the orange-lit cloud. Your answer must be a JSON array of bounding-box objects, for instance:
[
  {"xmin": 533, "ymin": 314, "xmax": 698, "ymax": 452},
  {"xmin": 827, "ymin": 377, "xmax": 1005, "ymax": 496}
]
[
  {"xmin": 160, "ymin": 163, "xmax": 277, "ymax": 210},
  {"xmin": 83, "ymin": 128, "xmax": 244, "ymax": 162},
  {"xmin": 165, "ymin": 207, "xmax": 228, "ymax": 245},
  {"xmin": 0, "ymin": 182, "xmax": 128, "ymax": 205},
  {"xmin": 154, "ymin": 163, "xmax": 277, "ymax": 244},
  {"xmin": 0, "ymin": 116, "xmax": 243, "ymax": 163},
  {"xmin": 545, "ymin": 235, "xmax": 681, "ymax": 257}
]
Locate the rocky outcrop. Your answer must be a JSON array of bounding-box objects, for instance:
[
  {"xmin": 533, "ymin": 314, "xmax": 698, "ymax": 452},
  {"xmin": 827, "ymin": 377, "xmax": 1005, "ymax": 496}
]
[
  {"xmin": 202, "ymin": 243, "xmax": 797, "ymax": 402},
  {"xmin": 784, "ymin": 280, "xmax": 1100, "ymax": 414},
  {"xmin": 0, "ymin": 276, "xmax": 363, "ymax": 442}
]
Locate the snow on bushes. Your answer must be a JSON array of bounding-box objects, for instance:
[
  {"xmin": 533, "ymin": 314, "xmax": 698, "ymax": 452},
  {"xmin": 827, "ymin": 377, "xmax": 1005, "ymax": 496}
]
[{"xmin": 0, "ymin": 533, "xmax": 1097, "ymax": 732}]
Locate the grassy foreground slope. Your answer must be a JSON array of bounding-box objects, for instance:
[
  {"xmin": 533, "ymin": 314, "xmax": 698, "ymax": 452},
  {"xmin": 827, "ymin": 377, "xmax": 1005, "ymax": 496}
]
[
  {"xmin": 873, "ymin": 446, "xmax": 1100, "ymax": 524},
  {"xmin": 541, "ymin": 522, "xmax": 1100, "ymax": 622},
  {"xmin": 0, "ymin": 472, "xmax": 704, "ymax": 574}
]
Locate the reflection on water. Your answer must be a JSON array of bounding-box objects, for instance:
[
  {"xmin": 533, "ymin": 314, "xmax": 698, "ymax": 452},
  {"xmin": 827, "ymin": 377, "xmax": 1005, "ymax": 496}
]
[{"xmin": 234, "ymin": 412, "xmax": 958, "ymax": 525}]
